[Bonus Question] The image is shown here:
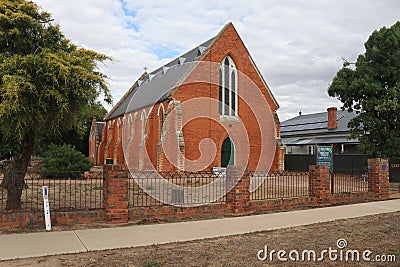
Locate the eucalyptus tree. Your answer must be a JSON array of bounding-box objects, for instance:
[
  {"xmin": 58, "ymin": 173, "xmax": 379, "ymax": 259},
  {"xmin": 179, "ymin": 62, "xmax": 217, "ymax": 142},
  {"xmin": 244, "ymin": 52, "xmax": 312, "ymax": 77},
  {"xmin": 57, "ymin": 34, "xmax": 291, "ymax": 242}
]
[
  {"xmin": 0, "ymin": 0, "xmax": 112, "ymax": 209},
  {"xmin": 329, "ymin": 22, "xmax": 400, "ymax": 158}
]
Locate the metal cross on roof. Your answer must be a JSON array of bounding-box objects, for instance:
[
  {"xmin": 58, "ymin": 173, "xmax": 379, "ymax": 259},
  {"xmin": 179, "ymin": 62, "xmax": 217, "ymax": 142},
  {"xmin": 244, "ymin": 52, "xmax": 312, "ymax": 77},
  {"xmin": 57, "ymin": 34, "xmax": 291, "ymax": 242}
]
[{"xmin": 143, "ymin": 66, "xmax": 148, "ymax": 72}]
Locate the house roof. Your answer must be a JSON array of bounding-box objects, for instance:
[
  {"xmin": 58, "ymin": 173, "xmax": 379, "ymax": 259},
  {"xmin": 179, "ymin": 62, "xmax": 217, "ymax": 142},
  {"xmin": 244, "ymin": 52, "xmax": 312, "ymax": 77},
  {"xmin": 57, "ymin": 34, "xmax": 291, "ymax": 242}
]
[
  {"xmin": 280, "ymin": 109, "xmax": 357, "ymax": 138},
  {"xmin": 284, "ymin": 136, "xmax": 359, "ymax": 146},
  {"xmin": 105, "ymin": 22, "xmax": 278, "ymax": 120}
]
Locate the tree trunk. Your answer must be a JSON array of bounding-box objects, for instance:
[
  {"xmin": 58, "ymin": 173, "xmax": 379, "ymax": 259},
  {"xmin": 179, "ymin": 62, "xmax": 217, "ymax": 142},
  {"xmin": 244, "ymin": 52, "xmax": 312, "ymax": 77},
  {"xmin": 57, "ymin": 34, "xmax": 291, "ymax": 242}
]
[
  {"xmin": 0, "ymin": 160, "xmax": 12, "ymax": 189},
  {"xmin": 5, "ymin": 133, "xmax": 35, "ymax": 210}
]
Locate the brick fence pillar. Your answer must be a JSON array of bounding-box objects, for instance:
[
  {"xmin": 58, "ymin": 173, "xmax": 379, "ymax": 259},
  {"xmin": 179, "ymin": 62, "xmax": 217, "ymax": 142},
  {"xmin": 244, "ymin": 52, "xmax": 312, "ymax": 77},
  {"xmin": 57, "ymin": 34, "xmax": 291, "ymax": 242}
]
[
  {"xmin": 368, "ymin": 158, "xmax": 389, "ymax": 199},
  {"xmin": 226, "ymin": 167, "xmax": 250, "ymax": 214},
  {"xmin": 278, "ymin": 147, "xmax": 285, "ymax": 171},
  {"xmin": 103, "ymin": 165, "xmax": 129, "ymax": 224},
  {"xmin": 309, "ymin": 165, "xmax": 331, "ymax": 199}
]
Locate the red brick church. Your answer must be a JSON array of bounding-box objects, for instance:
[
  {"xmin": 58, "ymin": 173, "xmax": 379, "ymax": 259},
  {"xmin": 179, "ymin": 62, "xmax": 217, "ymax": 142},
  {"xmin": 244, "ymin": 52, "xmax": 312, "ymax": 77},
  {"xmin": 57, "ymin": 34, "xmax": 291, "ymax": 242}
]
[{"xmin": 89, "ymin": 23, "xmax": 284, "ymax": 172}]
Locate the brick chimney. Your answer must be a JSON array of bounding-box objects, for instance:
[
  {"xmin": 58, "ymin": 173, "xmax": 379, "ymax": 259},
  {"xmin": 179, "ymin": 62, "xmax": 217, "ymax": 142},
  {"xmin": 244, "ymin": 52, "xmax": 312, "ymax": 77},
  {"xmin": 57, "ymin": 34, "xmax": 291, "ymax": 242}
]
[{"xmin": 327, "ymin": 107, "xmax": 337, "ymax": 129}]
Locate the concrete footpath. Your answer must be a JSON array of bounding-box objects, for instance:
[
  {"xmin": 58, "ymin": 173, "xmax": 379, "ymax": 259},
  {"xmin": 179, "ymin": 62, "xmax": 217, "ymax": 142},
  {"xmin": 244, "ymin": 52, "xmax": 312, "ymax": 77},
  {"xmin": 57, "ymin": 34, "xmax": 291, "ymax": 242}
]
[{"xmin": 0, "ymin": 199, "xmax": 399, "ymax": 261}]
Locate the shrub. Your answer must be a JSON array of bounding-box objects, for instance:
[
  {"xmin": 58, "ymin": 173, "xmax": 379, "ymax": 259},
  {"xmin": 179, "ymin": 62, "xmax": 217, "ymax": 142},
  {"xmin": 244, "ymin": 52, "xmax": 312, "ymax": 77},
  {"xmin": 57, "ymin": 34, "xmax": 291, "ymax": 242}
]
[{"xmin": 39, "ymin": 144, "xmax": 93, "ymax": 178}]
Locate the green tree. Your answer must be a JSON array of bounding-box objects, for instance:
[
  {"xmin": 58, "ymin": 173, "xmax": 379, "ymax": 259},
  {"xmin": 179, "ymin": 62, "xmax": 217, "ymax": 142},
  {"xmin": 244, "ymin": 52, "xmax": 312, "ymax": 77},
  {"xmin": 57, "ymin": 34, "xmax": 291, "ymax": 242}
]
[
  {"xmin": 0, "ymin": 0, "xmax": 112, "ymax": 209},
  {"xmin": 0, "ymin": 133, "xmax": 18, "ymax": 160},
  {"xmin": 34, "ymin": 101, "xmax": 107, "ymax": 157},
  {"xmin": 60, "ymin": 102, "xmax": 107, "ymax": 156},
  {"xmin": 1, "ymin": 101, "xmax": 107, "ymax": 159},
  {"xmin": 65, "ymin": 101, "xmax": 107, "ymax": 156},
  {"xmin": 328, "ymin": 22, "xmax": 400, "ymax": 158},
  {"xmin": 39, "ymin": 144, "xmax": 93, "ymax": 179}
]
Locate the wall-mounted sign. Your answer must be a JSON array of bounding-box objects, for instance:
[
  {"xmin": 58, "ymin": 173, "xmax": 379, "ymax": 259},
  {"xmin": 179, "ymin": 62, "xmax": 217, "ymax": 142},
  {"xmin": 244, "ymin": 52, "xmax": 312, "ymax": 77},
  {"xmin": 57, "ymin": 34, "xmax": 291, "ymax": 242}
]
[{"xmin": 317, "ymin": 145, "xmax": 333, "ymax": 173}]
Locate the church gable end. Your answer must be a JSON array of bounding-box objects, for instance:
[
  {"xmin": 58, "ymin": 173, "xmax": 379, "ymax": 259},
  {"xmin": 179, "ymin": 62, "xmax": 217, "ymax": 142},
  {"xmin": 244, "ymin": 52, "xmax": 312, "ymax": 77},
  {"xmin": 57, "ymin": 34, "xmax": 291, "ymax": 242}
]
[{"xmin": 98, "ymin": 23, "xmax": 283, "ymax": 172}]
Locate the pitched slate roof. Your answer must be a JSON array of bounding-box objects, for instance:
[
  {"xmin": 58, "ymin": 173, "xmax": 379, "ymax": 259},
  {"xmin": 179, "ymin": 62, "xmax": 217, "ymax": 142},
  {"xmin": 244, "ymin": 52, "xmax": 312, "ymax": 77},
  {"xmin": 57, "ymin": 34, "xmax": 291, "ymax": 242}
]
[
  {"xmin": 105, "ymin": 22, "xmax": 279, "ymax": 120},
  {"xmin": 104, "ymin": 35, "xmax": 216, "ymax": 120},
  {"xmin": 281, "ymin": 109, "xmax": 357, "ymax": 137}
]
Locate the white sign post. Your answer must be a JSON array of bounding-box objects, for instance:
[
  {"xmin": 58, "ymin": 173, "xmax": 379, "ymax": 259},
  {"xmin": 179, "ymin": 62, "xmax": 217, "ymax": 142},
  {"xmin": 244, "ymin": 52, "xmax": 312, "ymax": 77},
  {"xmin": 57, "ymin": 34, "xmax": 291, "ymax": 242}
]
[{"xmin": 42, "ymin": 186, "xmax": 52, "ymax": 231}]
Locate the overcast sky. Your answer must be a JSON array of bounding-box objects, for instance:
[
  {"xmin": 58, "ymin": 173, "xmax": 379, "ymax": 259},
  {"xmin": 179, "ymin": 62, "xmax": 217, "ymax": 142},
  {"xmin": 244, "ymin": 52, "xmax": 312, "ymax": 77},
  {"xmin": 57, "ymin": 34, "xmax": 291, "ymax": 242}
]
[{"xmin": 34, "ymin": 0, "xmax": 399, "ymax": 121}]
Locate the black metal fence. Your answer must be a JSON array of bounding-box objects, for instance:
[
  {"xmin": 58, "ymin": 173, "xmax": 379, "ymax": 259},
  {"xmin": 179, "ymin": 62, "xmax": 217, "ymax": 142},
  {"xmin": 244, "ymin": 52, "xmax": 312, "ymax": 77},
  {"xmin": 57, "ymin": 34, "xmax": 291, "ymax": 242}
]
[
  {"xmin": 285, "ymin": 154, "xmax": 368, "ymax": 172},
  {"xmin": 332, "ymin": 170, "xmax": 369, "ymax": 194},
  {"xmin": 0, "ymin": 171, "xmax": 103, "ymax": 213},
  {"xmin": 285, "ymin": 155, "xmax": 315, "ymax": 172},
  {"xmin": 333, "ymin": 155, "xmax": 368, "ymax": 172},
  {"xmin": 128, "ymin": 171, "xmax": 227, "ymax": 207},
  {"xmin": 0, "ymin": 167, "xmax": 378, "ymax": 214},
  {"xmin": 249, "ymin": 171, "xmax": 309, "ymax": 200}
]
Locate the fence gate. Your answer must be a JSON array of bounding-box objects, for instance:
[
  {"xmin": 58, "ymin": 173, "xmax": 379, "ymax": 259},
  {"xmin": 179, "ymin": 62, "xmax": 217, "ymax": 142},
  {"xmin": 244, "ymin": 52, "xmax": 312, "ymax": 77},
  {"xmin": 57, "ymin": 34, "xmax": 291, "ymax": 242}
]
[
  {"xmin": 331, "ymin": 170, "xmax": 369, "ymax": 194},
  {"xmin": 389, "ymin": 158, "xmax": 400, "ymax": 182}
]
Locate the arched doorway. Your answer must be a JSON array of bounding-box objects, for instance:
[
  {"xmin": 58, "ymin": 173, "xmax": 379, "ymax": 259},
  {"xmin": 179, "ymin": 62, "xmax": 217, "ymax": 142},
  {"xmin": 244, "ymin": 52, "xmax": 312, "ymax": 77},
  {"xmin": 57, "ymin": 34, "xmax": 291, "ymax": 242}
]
[{"xmin": 221, "ymin": 137, "xmax": 235, "ymax": 167}]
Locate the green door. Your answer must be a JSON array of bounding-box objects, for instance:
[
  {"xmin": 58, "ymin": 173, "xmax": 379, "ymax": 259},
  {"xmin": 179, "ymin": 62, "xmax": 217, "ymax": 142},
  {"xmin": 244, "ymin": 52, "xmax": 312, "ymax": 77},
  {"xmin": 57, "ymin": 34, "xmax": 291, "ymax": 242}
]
[{"xmin": 221, "ymin": 137, "xmax": 235, "ymax": 167}]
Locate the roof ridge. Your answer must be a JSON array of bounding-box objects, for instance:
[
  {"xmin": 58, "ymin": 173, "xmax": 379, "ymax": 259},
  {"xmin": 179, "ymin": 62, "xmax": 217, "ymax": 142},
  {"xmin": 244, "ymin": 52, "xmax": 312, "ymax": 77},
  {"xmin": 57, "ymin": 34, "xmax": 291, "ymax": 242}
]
[
  {"xmin": 104, "ymin": 27, "xmax": 223, "ymax": 120},
  {"xmin": 104, "ymin": 78, "xmax": 141, "ymax": 120},
  {"xmin": 283, "ymin": 108, "xmax": 353, "ymax": 123},
  {"xmin": 147, "ymin": 34, "xmax": 218, "ymax": 76}
]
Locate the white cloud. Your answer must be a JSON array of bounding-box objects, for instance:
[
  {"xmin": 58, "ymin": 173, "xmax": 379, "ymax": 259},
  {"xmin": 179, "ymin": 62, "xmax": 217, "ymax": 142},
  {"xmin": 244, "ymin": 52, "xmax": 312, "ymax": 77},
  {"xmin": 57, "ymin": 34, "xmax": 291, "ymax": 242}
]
[{"xmin": 33, "ymin": 0, "xmax": 399, "ymax": 120}]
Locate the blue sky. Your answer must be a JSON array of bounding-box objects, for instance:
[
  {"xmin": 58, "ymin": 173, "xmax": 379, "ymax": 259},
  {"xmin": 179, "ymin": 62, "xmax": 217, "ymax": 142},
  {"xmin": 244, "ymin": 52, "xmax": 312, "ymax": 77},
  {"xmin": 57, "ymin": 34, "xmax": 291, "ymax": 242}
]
[{"xmin": 34, "ymin": 0, "xmax": 399, "ymax": 120}]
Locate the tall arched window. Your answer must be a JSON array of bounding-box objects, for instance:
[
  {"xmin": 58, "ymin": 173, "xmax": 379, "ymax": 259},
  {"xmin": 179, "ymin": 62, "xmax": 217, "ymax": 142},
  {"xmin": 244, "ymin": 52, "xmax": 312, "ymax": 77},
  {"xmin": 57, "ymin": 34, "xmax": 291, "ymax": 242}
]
[
  {"xmin": 219, "ymin": 56, "xmax": 237, "ymax": 116},
  {"xmin": 140, "ymin": 110, "xmax": 147, "ymax": 142},
  {"xmin": 158, "ymin": 105, "xmax": 165, "ymax": 131}
]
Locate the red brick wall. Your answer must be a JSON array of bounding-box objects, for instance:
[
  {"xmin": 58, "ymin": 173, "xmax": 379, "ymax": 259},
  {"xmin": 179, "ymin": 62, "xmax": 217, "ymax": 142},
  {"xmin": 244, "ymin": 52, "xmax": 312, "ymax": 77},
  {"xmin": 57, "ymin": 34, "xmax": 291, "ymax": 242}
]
[
  {"xmin": 248, "ymin": 192, "xmax": 380, "ymax": 213},
  {"xmin": 145, "ymin": 108, "xmax": 157, "ymax": 169},
  {"xmin": 97, "ymin": 125, "xmax": 107, "ymax": 165},
  {"xmin": 226, "ymin": 167, "xmax": 250, "ymax": 213},
  {"xmin": 88, "ymin": 129, "xmax": 96, "ymax": 164},
  {"xmin": 103, "ymin": 165, "xmax": 129, "ymax": 224},
  {"xmin": 145, "ymin": 104, "xmax": 163, "ymax": 170},
  {"xmin": 368, "ymin": 158, "xmax": 389, "ymax": 199},
  {"xmin": 104, "ymin": 120, "xmax": 118, "ymax": 164},
  {"xmin": 0, "ymin": 211, "xmax": 105, "ymax": 228},
  {"xmin": 309, "ymin": 165, "xmax": 331, "ymax": 198},
  {"xmin": 327, "ymin": 107, "xmax": 338, "ymax": 129},
  {"xmin": 127, "ymin": 111, "xmax": 142, "ymax": 169}
]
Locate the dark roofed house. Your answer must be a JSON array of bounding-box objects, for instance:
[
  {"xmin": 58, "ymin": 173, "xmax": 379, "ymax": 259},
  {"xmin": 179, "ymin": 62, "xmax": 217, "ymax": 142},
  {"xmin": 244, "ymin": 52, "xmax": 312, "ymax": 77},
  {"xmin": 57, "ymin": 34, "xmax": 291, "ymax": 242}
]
[{"xmin": 281, "ymin": 107, "xmax": 360, "ymax": 155}]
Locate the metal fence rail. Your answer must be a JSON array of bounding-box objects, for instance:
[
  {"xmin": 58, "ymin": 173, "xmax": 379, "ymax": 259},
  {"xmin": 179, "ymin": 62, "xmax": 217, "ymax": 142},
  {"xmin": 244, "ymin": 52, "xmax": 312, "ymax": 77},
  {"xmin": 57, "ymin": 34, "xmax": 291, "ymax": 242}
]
[
  {"xmin": 249, "ymin": 171, "xmax": 309, "ymax": 200},
  {"xmin": 332, "ymin": 170, "xmax": 368, "ymax": 194},
  {"xmin": 128, "ymin": 171, "xmax": 227, "ymax": 207},
  {"xmin": 0, "ymin": 171, "xmax": 103, "ymax": 213},
  {"xmin": 284, "ymin": 154, "xmax": 368, "ymax": 172}
]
